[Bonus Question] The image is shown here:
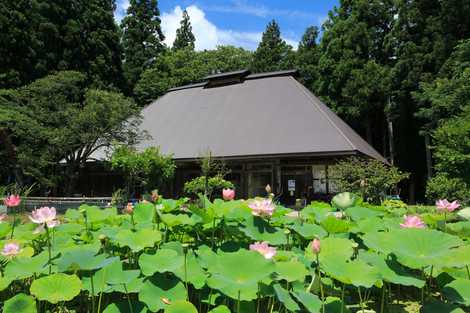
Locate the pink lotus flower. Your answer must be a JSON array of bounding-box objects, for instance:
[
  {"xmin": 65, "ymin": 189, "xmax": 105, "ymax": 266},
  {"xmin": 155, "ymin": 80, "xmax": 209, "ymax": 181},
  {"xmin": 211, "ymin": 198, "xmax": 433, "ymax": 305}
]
[
  {"xmin": 249, "ymin": 199, "xmax": 275, "ymax": 217},
  {"xmin": 436, "ymin": 199, "xmax": 461, "ymax": 212},
  {"xmin": 400, "ymin": 215, "xmax": 425, "ymax": 229},
  {"xmin": 123, "ymin": 203, "xmax": 134, "ymax": 214},
  {"xmin": 1, "ymin": 242, "xmax": 21, "ymax": 258},
  {"xmin": 0, "ymin": 214, "xmax": 6, "ymax": 223},
  {"xmin": 29, "ymin": 207, "xmax": 59, "ymax": 228},
  {"xmin": 222, "ymin": 188, "xmax": 235, "ymax": 201},
  {"xmin": 4, "ymin": 195, "xmax": 21, "ymax": 207},
  {"xmin": 249, "ymin": 241, "xmax": 277, "ymax": 259},
  {"xmin": 312, "ymin": 238, "xmax": 321, "ymax": 254}
]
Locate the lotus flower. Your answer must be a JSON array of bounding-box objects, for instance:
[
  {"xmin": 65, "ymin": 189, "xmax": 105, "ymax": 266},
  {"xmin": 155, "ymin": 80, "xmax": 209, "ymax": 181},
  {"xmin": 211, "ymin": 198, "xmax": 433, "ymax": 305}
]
[
  {"xmin": 1, "ymin": 242, "xmax": 21, "ymax": 258},
  {"xmin": 249, "ymin": 198, "xmax": 275, "ymax": 217},
  {"xmin": 400, "ymin": 215, "xmax": 425, "ymax": 229},
  {"xmin": 0, "ymin": 214, "xmax": 6, "ymax": 223},
  {"xmin": 312, "ymin": 238, "xmax": 321, "ymax": 254},
  {"xmin": 4, "ymin": 195, "xmax": 21, "ymax": 207},
  {"xmin": 29, "ymin": 207, "xmax": 59, "ymax": 228},
  {"xmin": 123, "ymin": 203, "xmax": 134, "ymax": 214},
  {"xmin": 222, "ymin": 188, "xmax": 235, "ymax": 201},
  {"xmin": 436, "ymin": 199, "xmax": 460, "ymax": 212},
  {"xmin": 151, "ymin": 190, "xmax": 160, "ymax": 202},
  {"xmin": 333, "ymin": 211, "xmax": 344, "ymax": 219},
  {"xmin": 249, "ymin": 241, "xmax": 277, "ymax": 259}
]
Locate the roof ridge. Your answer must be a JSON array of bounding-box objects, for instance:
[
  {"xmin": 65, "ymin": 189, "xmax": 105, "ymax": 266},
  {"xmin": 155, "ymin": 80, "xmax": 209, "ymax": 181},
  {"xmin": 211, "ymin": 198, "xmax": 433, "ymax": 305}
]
[{"xmin": 288, "ymin": 76, "xmax": 356, "ymax": 151}]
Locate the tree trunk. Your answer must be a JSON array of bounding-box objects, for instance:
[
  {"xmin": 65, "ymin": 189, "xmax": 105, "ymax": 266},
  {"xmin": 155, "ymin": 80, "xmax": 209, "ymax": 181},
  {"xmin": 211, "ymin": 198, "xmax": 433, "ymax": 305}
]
[
  {"xmin": 424, "ymin": 134, "xmax": 433, "ymax": 180},
  {"xmin": 387, "ymin": 115, "xmax": 395, "ymax": 165},
  {"xmin": 365, "ymin": 116, "xmax": 373, "ymax": 145}
]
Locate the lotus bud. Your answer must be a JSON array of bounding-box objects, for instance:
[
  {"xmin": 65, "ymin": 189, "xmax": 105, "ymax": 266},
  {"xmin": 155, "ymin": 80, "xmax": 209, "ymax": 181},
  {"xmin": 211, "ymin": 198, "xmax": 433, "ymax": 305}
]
[
  {"xmin": 312, "ymin": 238, "xmax": 321, "ymax": 254},
  {"xmin": 222, "ymin": 188, "xmax": 235, "ymax": 201},
  {"xmin": 151, "ymin": 190, "xmax": 160, "ymax": 202},
  {"xmin": 123, "ymin": 203, "xmax": 134, "ymax": 215},
  {"xmin": 3, "ymin": 195, "xmax": 21, "ymax": 207}
]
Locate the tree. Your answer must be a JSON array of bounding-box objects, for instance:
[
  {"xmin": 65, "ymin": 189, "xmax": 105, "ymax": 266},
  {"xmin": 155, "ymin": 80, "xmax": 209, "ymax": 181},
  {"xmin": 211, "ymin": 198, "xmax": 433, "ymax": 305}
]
[
  {"xmin": 0, "ymin": 0, "xmax": 124, "ymax": 89},
  {"xmin": 296, "ymin": 26, "xmax": 320, "ymax": 92},
  {"xmin": 251, "ymin": 20, "xmax": 294, "ymax": 73},
  {"xmin": 0, "ymin": 71, "xmax": 141, "ymax": 194},
  {"xmin": 134, "ymin": 46, "xmax": 252, "ymax": 105},
  {"xmin": 110, "ymin": 145, "xmax": 175, "ymax": 197},
  {"xmin": 121, "ymin": 0, "xmax": 166, "ymax": 93},
  {"xmin": 173, "ymin": 9, "xmax": 195, "ymax": 50}
]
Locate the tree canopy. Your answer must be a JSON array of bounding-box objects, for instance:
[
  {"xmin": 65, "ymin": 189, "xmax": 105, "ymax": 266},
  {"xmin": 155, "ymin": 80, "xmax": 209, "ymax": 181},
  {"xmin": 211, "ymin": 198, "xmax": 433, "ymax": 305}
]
[{"xmin": 173, "ymin": 9, "xmax": 195, "ymax": 51}]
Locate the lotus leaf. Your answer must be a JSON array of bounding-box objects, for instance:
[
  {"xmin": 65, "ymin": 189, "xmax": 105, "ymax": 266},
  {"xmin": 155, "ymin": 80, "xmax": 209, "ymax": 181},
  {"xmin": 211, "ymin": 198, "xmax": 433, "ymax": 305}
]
[
  {"xmin": 305, "ymin": 237, "xmax": 355, "ymax": 264},
  {"xmin": 440, "ymin": 245, "xmax": 470, "ymax": 268},
  {"xmin": 350, "ymin": 217, "xmax": 386, "ymax": 234},
  {"xmin": 114, "ymin": 228, "xmax": 162, "ymax": 252},
  {"xmin": 446, "ymin": 221, "xmax": 470, "ymax": 238},
  {"xmin": 30, "ymin": 273, "xmax": 82, "ymax": 304},
  {"xmin": 138, "ymin": 274, "xmax": 187, "ymax": 312},
  {"xmin": 275, "ymin": 260, "xmax": 309, "ymax": 282},
  {"xmin": 160, "ymin": 213, "xmax": 195, "ymax": 227},
  {"xmin": 84, "ymin": 205, "xmax": 117, "ymax": 224},
  {"xmin": 331, "ymin": 192, "xmax": 357, "ymax": 210},
  {"xmin": 4, "ymin": 252, "xmax": 49, "ymax": 280},
  {"xmin": 346, "ymin": 206, "xmax": 383, "ymax": 221},
  {"xmin": 322, "ymin": 259, "xmax": 381, "ymax": 288},
  {"xmin": 240, "ymin": 215, "xmax": 287, "ymax": 245},
  {"xmin": 56, "ymin": 246, "xmax": 118, "ymax": 271},
  {"xmin": 301, "ymin": 205, "xmax": 332, "ymax": 223},
  {"xmin": 55, "ymin": 223, "xmax": 84, "ymax": 234},
  {"xmin": 320, "ymin": 216, "xmax": 350, "ymax": 234},
  {"xmin": 289, "ymin": 222, "xmax": 327, "ymax": 239},
  {"xmin": 273, "ymin": 283, "xmax": 300, "ymax": 311},
  {"xmin": 208, "ymin": 305, "xmax": 231, "ymax": 313},
  {"xmin": 164, "ymin": 300, "xmax": 198, "ymax": 313},
  {"xmin": 0, "ymin": 222, "xmax": 11, "ymax": 238},
  {"xmin": 0, "ymin": 274, "xmax": 12, "ymax": 291},
  {"xmin": 3, "ymin": 293, "xmax": 37, "ymax": 313},
  {"xmin": 363, "ymin": 228, "xmax": 463, "ymax": 269},
  {"xmin": 139, "ymin": 249, "xmax": 183, "ymax": 276},
  {"xmin": 443, "ymin": 278, "xmax": 470, "ymax": 306},
  {"xmin": 133, "ymin": 202, "xmax": 155, "ymax": 224},
  {"xmin": 457, "ymin": 208, "xmax": 470, "ymax": 220},
  {"xmin": 358, "ymin": 251, "xmax": 425, "ymax": 287},
  {"xmin": 103, "ymin": 301, "xmax": 147, "ymax": 313},
  {"xmin": 291, "ymin": 290, "xmax": 322, "ymax": 313},
  {"xmin": 172, "ymin": 251, "xmax": 207, "ymax": 289}
]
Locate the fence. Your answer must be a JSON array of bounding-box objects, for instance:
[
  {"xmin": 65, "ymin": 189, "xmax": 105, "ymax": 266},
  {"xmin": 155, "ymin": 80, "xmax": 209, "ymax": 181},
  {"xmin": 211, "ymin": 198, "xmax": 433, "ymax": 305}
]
[{"xmin": 20, "ymin": 197, "xmax": 113, "ymax": 212}]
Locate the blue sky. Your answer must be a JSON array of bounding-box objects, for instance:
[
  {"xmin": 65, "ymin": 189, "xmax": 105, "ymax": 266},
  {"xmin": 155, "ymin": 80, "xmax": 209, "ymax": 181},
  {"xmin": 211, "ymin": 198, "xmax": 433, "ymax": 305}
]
[{"xmin": 115, "ymin": 0, "xmax": 339, "ymax": 50}]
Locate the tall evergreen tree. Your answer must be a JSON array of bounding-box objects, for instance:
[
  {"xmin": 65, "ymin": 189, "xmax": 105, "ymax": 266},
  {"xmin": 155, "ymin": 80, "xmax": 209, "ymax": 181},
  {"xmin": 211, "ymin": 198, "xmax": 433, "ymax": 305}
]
[
  {"xmin": 173, "ymin": 9, "xmax": 196, "ymax": 50},
  {"xmin": 296, "ymin": 26, "xmax": 320, "ymax": 92},
  {"xmin": 251, "ymin": 20, "xmax": 293, "ymax": 73},
  {"xmin": 121, "ymin": 0, "xmax": 165, "ymax": 93}
]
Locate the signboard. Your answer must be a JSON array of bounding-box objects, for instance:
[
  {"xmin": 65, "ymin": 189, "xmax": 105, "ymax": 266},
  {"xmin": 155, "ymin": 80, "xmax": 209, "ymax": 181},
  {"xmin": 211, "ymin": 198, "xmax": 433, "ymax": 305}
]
[{"xmin": 288, "ymin": 180, "xmax": 296, "ymax": 191}]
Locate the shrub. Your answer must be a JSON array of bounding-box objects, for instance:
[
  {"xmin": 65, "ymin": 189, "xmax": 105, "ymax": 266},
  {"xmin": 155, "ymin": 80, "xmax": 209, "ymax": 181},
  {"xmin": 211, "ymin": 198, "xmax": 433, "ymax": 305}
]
[
  {"xmin": 183, "ymin": 175, "xmax": 234, "ymax": 199},
  {"xmin": 426, "ymin": 174, "xmax": 470, "ymax": 205},
  {"xmin": 330, "ymin": 157, "xmax": 409, "ymax": 204}
]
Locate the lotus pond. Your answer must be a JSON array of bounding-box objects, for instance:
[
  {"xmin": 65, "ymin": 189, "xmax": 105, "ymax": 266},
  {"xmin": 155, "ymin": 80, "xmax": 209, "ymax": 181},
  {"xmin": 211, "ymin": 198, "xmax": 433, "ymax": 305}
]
[{"xmin": 0, "ymin": 194, "xmax": 469, "ymax": 313}]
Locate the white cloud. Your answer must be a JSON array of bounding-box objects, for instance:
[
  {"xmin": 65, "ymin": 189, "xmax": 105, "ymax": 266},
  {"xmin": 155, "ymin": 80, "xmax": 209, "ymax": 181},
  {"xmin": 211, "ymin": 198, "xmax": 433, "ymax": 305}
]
[
  {"xmin": 115, "ymin": 0, "xmax": 129, "ymax": 22},
  {"xmin": 161, "ymin": 5, "xmax": 298, "ymax": 51}
]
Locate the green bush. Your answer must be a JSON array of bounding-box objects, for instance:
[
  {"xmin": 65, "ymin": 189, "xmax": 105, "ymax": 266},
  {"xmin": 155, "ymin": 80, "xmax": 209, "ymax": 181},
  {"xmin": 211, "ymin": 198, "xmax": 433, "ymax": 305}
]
[
  {"xmin": 183, "ymin": 175, "xmax": 234, "ymax": 199},
  {"xmin": 426, "ymin": 174, "xmax": 470, "ymax": 205},
  {"xmin": 330, "ymin": 157, "xmax": 409, "ymax": 204}
]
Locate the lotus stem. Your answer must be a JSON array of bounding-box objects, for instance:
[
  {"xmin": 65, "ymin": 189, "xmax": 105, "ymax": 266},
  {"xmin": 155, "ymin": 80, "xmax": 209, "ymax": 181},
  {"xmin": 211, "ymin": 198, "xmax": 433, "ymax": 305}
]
[
  {"xmin": 9, "ymin": 210, "xmax": 16, "ymax": 239},
  {"xmin": 90, "ymin": 274, "xmax": 96, "ymax": 313},
  {"xmin": 466, "ymin": 265, "xmax": 470, "ymax": 280},
  {"xmin": 211, "ymin": 218, "xmax": 216, "ymax": 249},
  {"xmin": 184, "ymin": 248, "xmax": 189, "ymax": 301},
  {"xmin": 444, "ymin": 212, "xmax": 447, "ymax": 232},
  {"xmin": 237, "ymin": 290, "xmax": 241, "ymax": 313},
  {"xmin": 124, "ymin": 284, "xmax": 134, "ymax": 313},
  {"xmin": 358, "ymin": 287, "xmax": 364, "ymax": 312},
  {"xmin": 380, "ymin": 284, "xmax": 385, "ymax": 313},
  {"xmin": 45, "ymin": 226, "xmax": 52, "ymax": 274},
  {"xmin": 316, "ymin": 254, "xmax": 325, "ymax": 313},
  {"xmin": 341, "ymin": 283, "xmax": 345, "ymax": 313}
]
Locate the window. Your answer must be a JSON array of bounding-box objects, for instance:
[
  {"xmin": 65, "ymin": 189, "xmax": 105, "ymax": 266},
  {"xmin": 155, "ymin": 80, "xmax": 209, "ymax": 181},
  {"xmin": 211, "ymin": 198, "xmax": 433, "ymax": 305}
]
[{"xmin": 312, "ymin": 165, "xmax": 327, "ymax": 194}]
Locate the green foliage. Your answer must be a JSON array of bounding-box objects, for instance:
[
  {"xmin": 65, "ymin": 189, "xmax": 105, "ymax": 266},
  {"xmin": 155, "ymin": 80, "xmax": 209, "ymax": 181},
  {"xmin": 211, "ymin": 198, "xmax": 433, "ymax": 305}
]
[
  {"xmin": 110, "ymin": 145, "xmax": 175, "ymax": 195},
  {"xmin": 295, "ymin": 26, "xmax": 320, "ymax": 91},
  {"xmin": 251, "ymin": 20, "xmax": 294, "ymax": 73},
  {"xmin": 121, "ymin": 0, "xmax": 165, "ymax": 91},
  {"xmin": 183, "ymin": 176, "xmax": 233, "ymax": 198},
  {"xmin": 173, "ymin": 9, "xmax": 195, "ymax": 51},
  {"xmin": 0, "ymin": 71, "xmax": 140, "ymax": 192},
  {"xmin": 426, "ymin": 175, "xmax": 470, "ymax": 206},
  {"xmin": 331, "ymin": 157, "xmax": 409, "ymax": 204}
]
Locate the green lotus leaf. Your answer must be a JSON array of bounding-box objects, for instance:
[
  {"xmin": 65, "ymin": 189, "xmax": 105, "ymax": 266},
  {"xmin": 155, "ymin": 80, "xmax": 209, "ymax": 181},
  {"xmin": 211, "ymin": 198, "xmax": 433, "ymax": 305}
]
[
  {"xmin": 133, "ymin": 202, "xmax": 156, "ymax": 224},
  {"xmin": 84, "ymin": 205, "xmax": 117, "ymax": 224},
  {"xmin": 324, "ymin": 296, "xmax": 350, "ymax": 313},
  {"xmin": 443, "ymin": 278, "xmax": 470, "ymax": 306},
  {"xmin": 208, "ymin": 305, "xmax": 231, "ymax": 313},
  {"xmin": 206, "ymin": 249, "xmax": 275, "ymax": 300},
  {"xmin": 164, "ymin": 300, "xmax": 198, "ymax": 313},
  {"xmin": 0, "ymin": 222, "xmax": 12, "ymax": 238},
  {"xmin": 114, "ymin": 228, "xmax": 162, "ymax": 252},
  {"xmin": 440, "ymin": 245, "xmax": 470, "ymax": 268},
  {"xmin": 457, "ymin": 207, "xmax": 470, "ymax": 220},
  {"xmin": 172, "ymin": 251, "xmax": 207, "ymax": 289},
  {"xmin": 160, "ymin": 214, "xmax": 195, "ymax": 227},
  {"xmin": 3, "ymin": 293, "xmax": 37, "ymax": 313},
  {"xmin": 289, "ymin": 222, "xmax": 328, "ymax": 239},
  {"xmin": 446, "ymin": 221, "xmax": 470, "ymax": 238},
  {"xmin": 320, "ymin": 216, "xmax": 350, "ymax": 234},
  {"xmin": 103, "ymin": 301, "xmax": 147, "ymax": 313},
  {"xmin": 305, "ymin": 237, "xmax": 355, "ymax": 264},
  {"xmin": 195, "ymin": 245, "xmax": 218, "ymax": 269},
  {"xmin": 30, "ymin": 273, "xmax": 82, "ymax": 304},
  {"xmin": 55, "ymin": 223, "xmax": 84, "ymax": 235},
  {"xmin": 138, "ymin": 274, "xmax": 187, "ymax": 312},
  {"xmin": 331, "ymin": 192, "xmax": 357, "ymax": 210},
  {"xmin": 212, "ymin": 199, "xmax": 251, "ymax": 220},
  {"xmin": 350, "ymin": 217, "xmax": 386, "ymax": 234},
  {"xmin": 10, "ymin": 223, "xmax": 39, "ymax": 241},
  {"xmin": 81, "ymin": 259, "xmax": 137, "ymax": 294},
  {"xmin": 358, "ymin": 251, "xmax": 425, "ymax": 287},
  {"xmin": 273, "ymin": 283, "xmax": 300, "ymax": 311},
  {"xmin": 0, "ymin": 273, "xmax": 12, "ymax": 291},
  {"xmin": 421, "ymin": 300, "xmax": 466, "ymax": 313},
  {"xmin": 240, "ymin": 215, "xmax": 287, "ymax": 245},
  {"xmin": 322, "ymin": 259, "xmax": 382, "ymax": 288},
  {"xmin": 275, "ymin": 260, "xmax": 309, "ymax": 282},
  {"xmin": 112, "ymin": 277, "xmax": 145, "ymax": 294},
  {"xmin": 291, "ymin": 290, "xmax": 322, "ymax": 313},
  {"xmin": 301, "ymin": 204, "xmax": 333, "ymax": 223},
  {"xmin": 139, "ymin": 249, "xmax": 183, "ymax": 276},
  {"xmin": 56, "ymin": 245, "xmax": 118, "ymax": 271},
  {"xmin": 4, "ymin": 252, "xmax": 49, "ymax": 280},
  {"xmin": 64, "ymin": 208, "xmax": 82, "ymax": 222},
  {"xmin": 345, "ymin": 206, "xmax": 383, "ymax": 221},
  {"xmin": 363, "ymin": 228, "xmax": 463, "ymax": 269}
]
